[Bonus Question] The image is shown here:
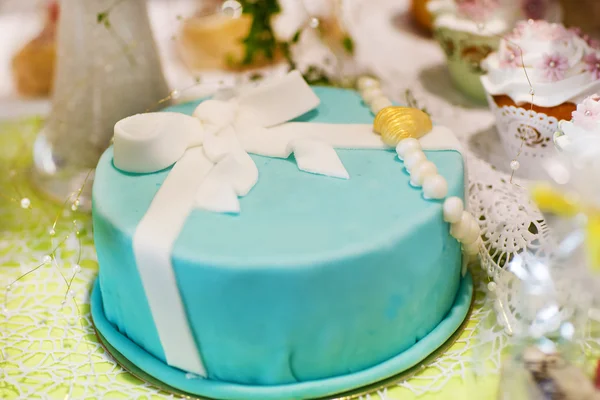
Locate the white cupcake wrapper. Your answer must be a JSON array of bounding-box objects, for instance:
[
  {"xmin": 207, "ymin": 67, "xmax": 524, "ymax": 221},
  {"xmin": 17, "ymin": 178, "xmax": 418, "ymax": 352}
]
[{"xmin": 486, "ymin": 93, "xmax": 561, "ymax": 179}]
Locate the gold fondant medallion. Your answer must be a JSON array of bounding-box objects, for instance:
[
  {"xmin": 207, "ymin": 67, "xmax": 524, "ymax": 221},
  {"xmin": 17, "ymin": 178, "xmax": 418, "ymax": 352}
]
[{"xmin": 373, "ymin": 107, "xmax": 433, "ymax": 147}]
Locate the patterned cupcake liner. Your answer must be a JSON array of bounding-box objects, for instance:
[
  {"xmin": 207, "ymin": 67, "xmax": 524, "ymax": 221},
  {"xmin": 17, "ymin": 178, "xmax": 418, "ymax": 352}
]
[
  {"xmin": 434, "ymin": 27, "xmax": 500, "ymax": 103},
  {"xmin": 486, "ymin": 93, "xmax": 568, "ymax": 179}
]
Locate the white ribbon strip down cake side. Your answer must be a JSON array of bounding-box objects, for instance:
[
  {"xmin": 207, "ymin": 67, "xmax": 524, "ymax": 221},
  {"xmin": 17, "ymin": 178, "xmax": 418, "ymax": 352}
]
[{"xmin": 111, "ymin": 71, "xmax": 481, "ymax": 376}]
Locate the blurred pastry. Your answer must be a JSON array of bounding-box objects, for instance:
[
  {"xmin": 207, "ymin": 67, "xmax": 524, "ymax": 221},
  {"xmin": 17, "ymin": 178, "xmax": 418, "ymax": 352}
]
[
  {"xmin": 12, "ymin": 1, "xmax": 58, "ymax": 97},
  {"xmin": 412, "ymin": 0, "xmax": 433, "ymax": 31}
]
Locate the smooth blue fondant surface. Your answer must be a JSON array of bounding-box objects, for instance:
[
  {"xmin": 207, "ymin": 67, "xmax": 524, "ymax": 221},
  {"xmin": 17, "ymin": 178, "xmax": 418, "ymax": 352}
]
[
  {"xmin": 92, "ymin": 87, "xmax": 466, "ymax": 393},
  {"xmin": 91, "ymin": 273, "xmax": 473, "ymax": 400}
]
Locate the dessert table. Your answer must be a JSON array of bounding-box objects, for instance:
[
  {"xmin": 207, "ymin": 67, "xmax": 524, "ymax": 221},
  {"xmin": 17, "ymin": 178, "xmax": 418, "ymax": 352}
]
[{"xmin": 0, "ymin": 0, "xmax": 549, "ymax": 398}]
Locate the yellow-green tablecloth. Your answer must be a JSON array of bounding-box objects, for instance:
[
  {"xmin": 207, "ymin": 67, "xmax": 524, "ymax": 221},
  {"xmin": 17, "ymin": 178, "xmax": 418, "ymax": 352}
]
[{"xmin": 0, "ymin": 118, "xmax": 502, "ymax": 399}]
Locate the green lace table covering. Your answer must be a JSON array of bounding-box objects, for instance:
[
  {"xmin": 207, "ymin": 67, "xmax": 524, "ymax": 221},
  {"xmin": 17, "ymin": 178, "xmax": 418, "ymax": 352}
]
[{"xmin": 1, "ymin": 118, "xmax": 502, "ymax": 399}]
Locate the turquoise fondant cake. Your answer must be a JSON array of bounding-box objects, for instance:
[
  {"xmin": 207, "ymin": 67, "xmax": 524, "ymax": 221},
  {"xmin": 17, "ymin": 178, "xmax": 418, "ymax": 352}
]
[{"xmin": 91, "ymin": 77, "xmax": 474, "ymax": 399}]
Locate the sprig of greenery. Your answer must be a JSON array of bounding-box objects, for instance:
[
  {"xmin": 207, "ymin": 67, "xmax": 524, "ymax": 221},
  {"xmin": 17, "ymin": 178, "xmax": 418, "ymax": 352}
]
[
  {"xmin": 235, "ymin": 2, "xmax": 354, "ymax": 86},
  {"xmin": 237, "ymin": 0, "xmax": 281, "ymax": 66}
]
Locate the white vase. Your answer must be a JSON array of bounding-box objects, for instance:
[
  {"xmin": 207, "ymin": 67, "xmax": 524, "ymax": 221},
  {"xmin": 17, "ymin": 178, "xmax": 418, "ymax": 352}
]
[{"xmin": 32, "ymin": 0, "xmax": 170, "ymax": 210}]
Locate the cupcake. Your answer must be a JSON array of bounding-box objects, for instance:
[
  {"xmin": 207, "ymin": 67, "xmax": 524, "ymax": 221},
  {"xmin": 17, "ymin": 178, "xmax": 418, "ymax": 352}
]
[
  {"xmin": 481, "ymin": 20, "xmax": 600, "ymax": 178},
  {"xmin": 428, "ymin": 0, "xmax": 561, "ymax": 102},
  {"xmin": 12, "ymin": 0, "xmax": 58, "ymax": 97}
]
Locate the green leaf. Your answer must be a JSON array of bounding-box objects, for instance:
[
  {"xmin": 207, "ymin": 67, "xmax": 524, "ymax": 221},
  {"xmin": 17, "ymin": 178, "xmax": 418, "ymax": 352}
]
[
  {"xmin": 291, "ymin": 30, "xmax": 301, "ymax": 44},
  {"xmin": 342, "ymin": 36, "xmax": 354, "ymax": 54},
  {"xmin": 96, "ymin": 12, "xmax": 107, "ymax": 24}
]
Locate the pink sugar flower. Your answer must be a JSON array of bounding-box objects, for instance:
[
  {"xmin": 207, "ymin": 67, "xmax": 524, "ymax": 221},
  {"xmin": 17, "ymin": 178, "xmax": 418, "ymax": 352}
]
[
  {"xmin": 572, "ymin": 95, "xmax": 600, "ymax": 130},
  {"xmin": 585, "ymin": 53, "xmax": 600, "ymax": 80},
  {"xmin": 538, "ymin": 53, "xmax": 569, "ymax": 82},
  {"xmin": 500, "ymin": 44, "xmax": 523, "ymax": 68}
]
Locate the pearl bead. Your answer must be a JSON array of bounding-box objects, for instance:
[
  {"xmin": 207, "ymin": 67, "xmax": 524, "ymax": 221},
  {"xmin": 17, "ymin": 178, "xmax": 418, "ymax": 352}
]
[
  {"xmin": 48, "ymin": 229, "xmax": 56, "ymax": 236},
  {"xmin": 450, "ymin": 211, "xmax": 471, "ymax": 240},
  {"xmin": 20, "ymin": 198, "xmax": 30, "ymax": 209},
  {"xmin": 463, "ymin": 239, "xmax": 481, "ymax": 255},
  {"xmin": 68, "ymin": 290, "xmax": 75, "ymax": 297},
  {"xmin": 423, "ymin": 175, "xmax": 448, "ymax": 200},
  {"xmin": 6, "ymin": 284, "xmax": 11, "ymax": 292},
  {"xmin": 487, "ymin": 281, "xmax": 497, "ymax": 292},
  {"xmin": 370, "ymin": 97, "xmax": 392, "ymax": 114},
  {"xmin": 42, "ymin": 255, "xmax": 52, "ymax": 264},
  {"xmin": 403, "ymin": 149, "xmax": 427, "ymax": 170},
  {"xmin": 73, "ymin": 264, "xmax": 81, "ymax": 273},
  {"xmin": 462, "ymin": 218, "xmax": 481, "ymax": 245},
  {"xmin": 510, "ymin": 160, "xmax": 520, "ymax": 171},
  {"xmin": 443, "ymin": 197, "xmax": 464, "ymax": 223},
  {"xmin": 357, "ymin": 76, "xmax": 380, "ymax": 92},
  {"xmin": 396, "ymin": 138, "xmax": 421, "ymax": 160},
  {"xmin": 410, "ymin": 161, "xmax": 437, "ymax": 187},
  {"xmin": 361, "ymin": 87, "xmax": 384, "ymax": 104}
]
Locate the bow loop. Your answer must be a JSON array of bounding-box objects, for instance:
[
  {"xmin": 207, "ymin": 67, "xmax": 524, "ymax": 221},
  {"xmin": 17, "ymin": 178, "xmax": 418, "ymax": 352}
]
[{"xmin": 113, "ymin": 112, "xmax": 204, "ymax": 174}]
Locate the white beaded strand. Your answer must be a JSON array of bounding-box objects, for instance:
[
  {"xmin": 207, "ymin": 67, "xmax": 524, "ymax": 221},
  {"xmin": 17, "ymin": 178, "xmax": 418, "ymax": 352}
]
[{"xmin": 357, "ymin": 74, "xmax": 480, "ymax": 259}]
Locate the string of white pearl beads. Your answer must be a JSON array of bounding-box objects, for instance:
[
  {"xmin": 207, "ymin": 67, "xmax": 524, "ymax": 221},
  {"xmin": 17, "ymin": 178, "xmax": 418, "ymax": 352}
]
[
  {"xmin": 422, "ymin": 174, "xmax": 448, "ymax": 200},
  {"xmin": 410, "ymin": 160, "xmax": 437, "ymax": 187},
  {"xmin": 396, "ymin": 138, "xmax": 421, "ymax": 160},
  {"xmin": 443, "ymin": 197, "xmax": 463, "ymax": 223}
]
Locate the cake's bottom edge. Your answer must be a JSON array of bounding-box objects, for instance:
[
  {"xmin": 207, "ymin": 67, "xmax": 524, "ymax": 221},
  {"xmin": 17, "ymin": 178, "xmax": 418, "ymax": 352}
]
[{"xmin": 90, "ymin": 273, "xmax": 473, "ymax": 400}]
